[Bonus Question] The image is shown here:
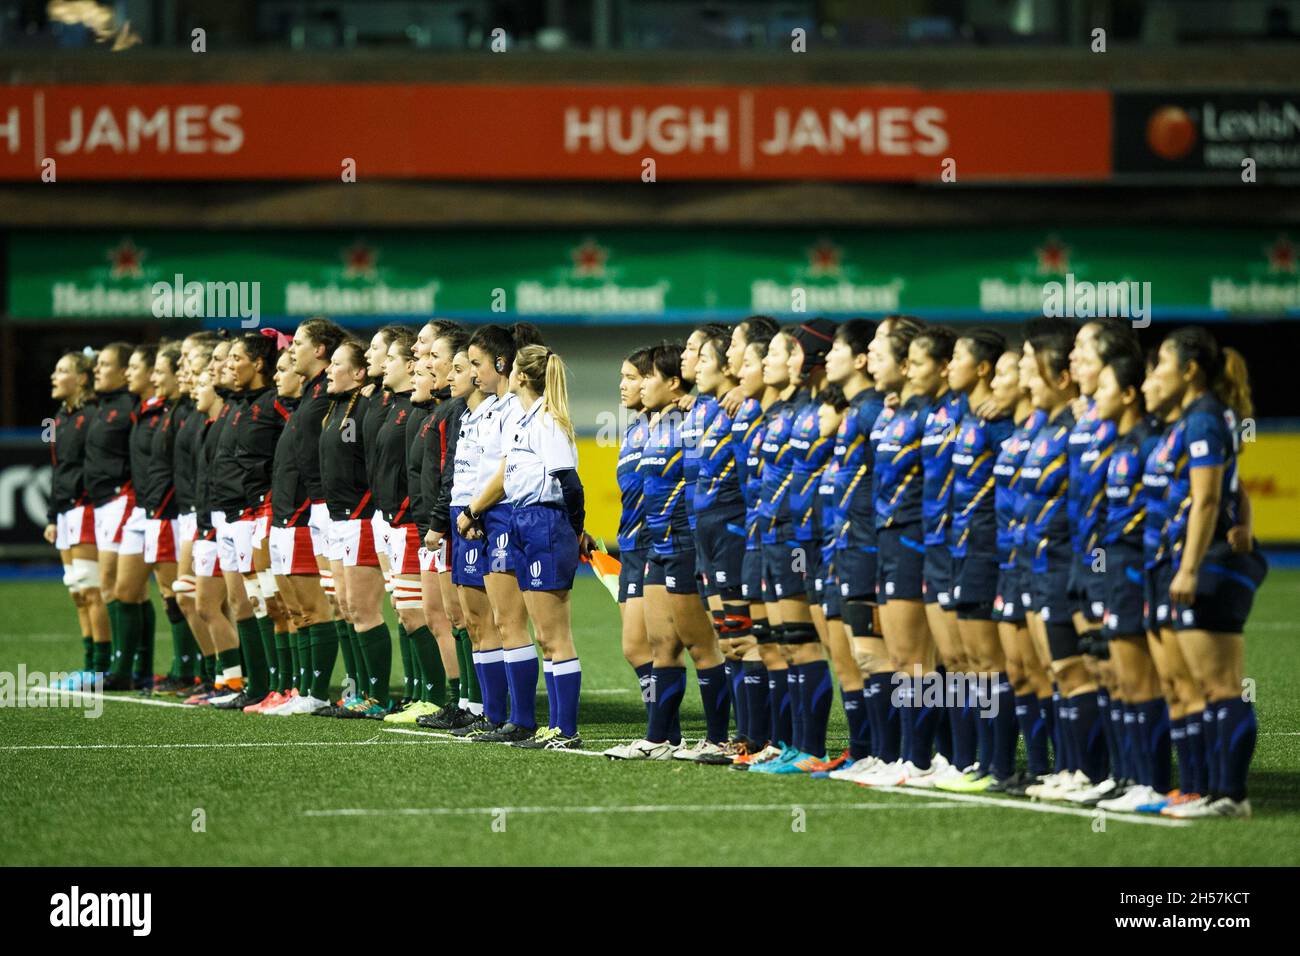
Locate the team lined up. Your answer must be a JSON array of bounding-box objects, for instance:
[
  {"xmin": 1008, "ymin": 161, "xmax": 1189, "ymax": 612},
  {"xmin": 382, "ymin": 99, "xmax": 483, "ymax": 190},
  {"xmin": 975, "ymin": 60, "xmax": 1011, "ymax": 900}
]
[
  {"xmin": 606, "ymin": 316, "xmax": 1266, "ymax": 820},
  {"xmin": 46, "ymin": 320, "xmax": 594, "ymax": 749}
]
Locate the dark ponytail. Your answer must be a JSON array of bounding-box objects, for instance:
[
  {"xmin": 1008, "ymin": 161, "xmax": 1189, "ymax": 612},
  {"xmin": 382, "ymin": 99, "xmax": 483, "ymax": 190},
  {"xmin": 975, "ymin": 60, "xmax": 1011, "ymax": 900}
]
[{"xmin": 958, "ymin": 327, "xmax": 1006, "ymax": 372}]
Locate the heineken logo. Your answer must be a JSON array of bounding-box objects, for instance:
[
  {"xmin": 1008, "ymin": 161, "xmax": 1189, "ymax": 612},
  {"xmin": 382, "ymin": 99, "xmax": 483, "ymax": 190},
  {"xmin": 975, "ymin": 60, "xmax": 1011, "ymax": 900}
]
[
  {"xmin": 108, "ymin": 238, "xmax": 145, "ymax": 279},
  {"xmin": 515, "ymin": 238, "xmax": 669, "ymax": 315},
  {"xmin": 284, "ymin": 240, "xmax": 437, "ymax": 315},
  {"xmin": 749, "ymin": 237, "xmax": 903, "ymax": 313},
  {"xmin": 1209, "ymin": 234, "xmax": 1300, "ymax": 313}
]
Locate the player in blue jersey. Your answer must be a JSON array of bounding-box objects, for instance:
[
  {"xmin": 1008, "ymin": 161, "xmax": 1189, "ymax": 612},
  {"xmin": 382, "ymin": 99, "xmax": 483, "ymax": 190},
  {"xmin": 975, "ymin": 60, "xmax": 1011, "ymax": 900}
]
[
  {"xmin": 936, "ymin": 329, "xmax": 1018, "ymax": 792},
  {"xmin": 608, "ymin": 344, "xmax": 729, "ymax": 760},
  {"xmin": 1089, "ymin": 346, "xmax": 1169, "ymax": 812},
  {"xmin": 854, "ymin": 316, "xmax": 960, "ymax": 788},
  {"xmin": 614, "ymin": 348, "xmax": 656, "ymax": 721},
  {"xmin": 1017, "ymin": 320, "xmax": 1110, "ymax": 801},
  {"xmin": 1064, "ymin": 319, "xmax": 1141, "ymax": 803},
  {"xmin": 912, "ymin": 326, "xmax": 969, "ymax": 780},
  {"xmin": 689, "ymin": 328, "xmax": 755, "ymax": 758},
  {"xmin": 1151, "ymin": 329, "xmax": 1265, "ymax": 819}
]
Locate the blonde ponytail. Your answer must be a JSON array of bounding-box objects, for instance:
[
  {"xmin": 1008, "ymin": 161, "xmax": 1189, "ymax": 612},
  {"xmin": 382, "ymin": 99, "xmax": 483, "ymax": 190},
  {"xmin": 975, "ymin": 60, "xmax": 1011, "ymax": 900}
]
[
  {"xmin": 1217, "ymin": 347, "xmax": 1254, "ymax": 421},
  {"xmin": 543, "ymin": 352, "xmax": 576, "ymax": 445}
]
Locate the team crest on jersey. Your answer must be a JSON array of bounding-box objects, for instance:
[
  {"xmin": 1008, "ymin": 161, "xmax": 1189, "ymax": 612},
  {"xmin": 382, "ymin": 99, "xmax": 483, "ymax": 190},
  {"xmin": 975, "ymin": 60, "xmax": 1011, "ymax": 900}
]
[
  {"xmin": 106, "ymin": 410, "xmax": 118, "ymax": 422},
  {"xmin": 395, "ymin": 409, "xmax": 407, "ymax": 425},
  {"xmin": 465, "ymin": 547, "xmax": 479, "ymax": 566},
  {"xmin": 496, "ymin": 533, "xmax": 509, "ymax": 550}
]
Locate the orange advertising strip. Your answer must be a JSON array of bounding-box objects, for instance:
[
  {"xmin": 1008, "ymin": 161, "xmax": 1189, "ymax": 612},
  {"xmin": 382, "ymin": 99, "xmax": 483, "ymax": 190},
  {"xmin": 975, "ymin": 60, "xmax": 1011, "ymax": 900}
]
[{"xmin": 0, "ymin": 84, "xmax": 1111, "ymax": 182}]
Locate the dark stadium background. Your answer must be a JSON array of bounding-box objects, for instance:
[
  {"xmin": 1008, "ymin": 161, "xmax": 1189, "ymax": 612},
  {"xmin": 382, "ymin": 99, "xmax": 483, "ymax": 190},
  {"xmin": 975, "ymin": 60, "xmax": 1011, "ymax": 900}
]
[{"xmin": 1, "ymin": 0, "xmax": 1298, "ymax": 556}]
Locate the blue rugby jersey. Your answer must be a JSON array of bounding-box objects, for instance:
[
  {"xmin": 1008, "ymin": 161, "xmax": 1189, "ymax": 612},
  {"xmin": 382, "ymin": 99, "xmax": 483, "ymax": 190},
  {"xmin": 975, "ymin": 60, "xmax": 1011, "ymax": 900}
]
[
  {"xmin": 1076, "ymin": 405, "xmax": 1117, "ymax": 558},
  {"xmin": 834, "ymin": 388, "xmax": 887, "ymax": 554},
  {"xmin": 1067, "ymin": 399, "xmax": 1109, "ymax": 556},
  {"xmin": 638, "ymin": 411, "xmax": 692, "ymax": 555},
  {"xmin": 682, "ymin": 395, "xmax": 720, "ymax": 530},
  {"xmin": 1142, "ymin": 421, "xmax": 1180, "ymax": 569},
  {"xmin": 788, "ymin": 396, "xmax": 836, "ymax": 544},
  {"xmin": 994, "ymin": 409, "xmax": 1046, "ymax": 569},
  {"xmin": 921, "ymin": 391, "xmax": 968, "ymax": 548},
  {"xmin": 950, "ymin": 410, "xmax": 1015, "ymax": 559},
  {"xmin": 757, "ymin": 393, "xmax": 803, "ymax": 544},
  {"xmin": 819, "ymin": 454, "xmax": 842, "ymax": 569},
  {"xmin": 730, "ymin": 398, "xmax": 767, "ymax": 551},
  {"xmin": 1167, "ymin": 393, "xmax": 1241, "ymax": 571},
  {"xmin": 872, "ymin": 394, "xmax": 930, "ymax": 530},
  {"xmin": 693, "ymin": 399, "xmax": 744, "ymax": 517},
  {"xmin": 1020, "ymin": 406, "xmax": 1077, "ymax": 574},
  {"xmin": 616, "ymin": 414, "xmax": 651, "ymax": 553},
  {"xmin": 1103, "ymin": 417, "xmax": 1160, "ymax": 551}
]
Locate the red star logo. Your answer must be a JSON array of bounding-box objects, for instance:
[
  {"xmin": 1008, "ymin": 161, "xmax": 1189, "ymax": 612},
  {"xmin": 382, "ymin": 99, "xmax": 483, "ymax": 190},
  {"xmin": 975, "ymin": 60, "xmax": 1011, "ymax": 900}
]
[
  {"xmin": 570, "ymin": 239, "xmax": 608, "ymax": 279},
  {"xmin": 806, "ymin": 239, "xmax": 842, "ymax": 278},
  {"xmin": 1035, "ymin": 236, "xmax": 1070, "ymax": 276},
  {"xmin": 1266, "ymin": 235, "xmax": 1296, "ymax": 274},
  {"xmin": 107, "ymin": 238, "xmax": 145, "ymax": 279},
  {"xmin": 342, "ymin": 241, "xmax": 378, "ymax": 279}
]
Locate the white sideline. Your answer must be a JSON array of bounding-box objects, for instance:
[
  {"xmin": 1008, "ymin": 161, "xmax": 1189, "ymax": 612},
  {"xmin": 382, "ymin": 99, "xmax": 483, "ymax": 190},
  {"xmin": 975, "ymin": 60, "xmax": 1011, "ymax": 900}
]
[
  {"xmin": 0, "ymin": 739, "xmax": 457, "ymax": 752},
  {"xmin": 873, "ymin": 785, "xmax": 1191, "ymax": 827},
  {"xmin": 27, "ymin": 685, "xmax": 193, "ymax": 708},
  {"xmin": 304, "ymin": 801, "xmax": 976, "ymax": 818}
]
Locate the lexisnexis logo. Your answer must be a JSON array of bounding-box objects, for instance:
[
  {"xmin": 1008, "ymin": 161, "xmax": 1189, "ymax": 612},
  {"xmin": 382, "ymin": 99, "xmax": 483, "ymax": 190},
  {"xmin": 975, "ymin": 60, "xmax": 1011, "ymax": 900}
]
[{"xmin": 1146, "ymin": 98, "xmax": 1300, "ymax": 167}]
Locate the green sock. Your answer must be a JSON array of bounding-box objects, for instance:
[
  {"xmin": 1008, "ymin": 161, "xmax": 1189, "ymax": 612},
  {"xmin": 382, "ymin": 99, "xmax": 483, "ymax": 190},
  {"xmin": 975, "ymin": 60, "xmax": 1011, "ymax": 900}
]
[
  {"xmin": 357, "ymin": 623, "xmax": 392, "ymax": 706},
  {"xmin": 350, "ymin": 624, "xmax": 368, "ymax": 700},
  {"xmin": 448, "ymin": 676, "xmax": 461, "ymax": 706},
  {"xmin": 310, "ymin": 622, "xmax": 340, "ymax": 701},
  {"xmin": 336, "ymin": 619, "xmax": 356, "ymax": 690},
  {"xmin": 275, "ymin": 632, "xmax": 293, "ymax": 694},
  {"xmin": 456, "ymin": 628, "xmax": 481, "ymax": 704},
  {"xmin": 106, "ymin": 600, "xmax": 123, "ymax": 671},
  {"xmin": 80, "ymin": 636, "xmax": 93, "ymax": 672},
  {"xmin": 294, "ymin": 628, "xmax": 311, "ymax": 695},
  {"xmin": 217, "ymin": 647, "xmax": 242, "ymax": 684},
  {"xmin": 139, "ymin": 598, "xmax": 156, "ymax": 676},
  {"xmin": 397, "ymin": 623, "xmax": 412, "ymax": 700},
  {"xmin": 410, "ymin": 640, "xmax": 425, "ymax": 700},
  {"xmin": 111, "ymin": 601, "xmax": 142, "ymax": 678},
  {"xmin": 170, "ymin": 621, "xmax": 198, "ymax": 679},
  {"xmin": 235, "ymin": 617, "xmax": 268, "ymax": 698},
  {"xmin": 256, "ymin": 618, "xmax": 277, "ymax": 691},
  {"xmin": 93, "ymin": 641, "xmax": 111, "ymax": 673},
  {"xmin": 201, "ymin": 654, "xmax": 217, "ymax": 683},
  {"xmin": 407, "ymin": 626, "xmax": 444, "ymax": 705}
]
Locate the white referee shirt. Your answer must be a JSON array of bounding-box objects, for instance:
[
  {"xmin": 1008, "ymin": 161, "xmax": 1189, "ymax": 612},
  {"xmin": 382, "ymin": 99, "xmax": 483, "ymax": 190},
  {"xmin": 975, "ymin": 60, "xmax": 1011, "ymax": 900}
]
[
  {"xmin": 504, "ymin": 396, "xmax": 578, "ymax": 508},
  {"xmin": 473, "ymin": 391, "xmax": 522, "ymax": 494},
  {"xmin": 450, "ymin": 397, "xmax": 492, "ymax": 507}
]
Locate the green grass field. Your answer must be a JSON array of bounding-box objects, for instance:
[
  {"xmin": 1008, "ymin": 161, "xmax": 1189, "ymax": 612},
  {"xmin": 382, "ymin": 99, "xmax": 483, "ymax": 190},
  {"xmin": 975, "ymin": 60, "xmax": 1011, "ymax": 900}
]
[{"xmin": 1, "ymin": 571, "xmax": 1298, "ymax": 867}]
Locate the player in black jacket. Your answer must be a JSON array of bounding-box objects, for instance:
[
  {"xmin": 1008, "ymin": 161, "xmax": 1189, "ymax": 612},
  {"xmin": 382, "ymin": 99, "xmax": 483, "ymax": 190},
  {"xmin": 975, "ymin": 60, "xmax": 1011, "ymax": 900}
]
[
  {"xmin": 208, "ymin": 332, "xmax": 292, "ymax": 711},
  {"xmin": 415, "ymin": 321, "xmax": 473, "ymax": 723},
  {"xmin": 84, "ymin": 342, "xmax": 137, "ymax": 678},
  {"xmin": 103, "ymin": 344, "xmax": 159, "ymax": 689},
  {"xmin": 44, "ymin": 349, "xmax": 110, "ymax": 683},
  {"xmin": 318, "ymin": 338, "xmax": 388, "ymax": 717}
]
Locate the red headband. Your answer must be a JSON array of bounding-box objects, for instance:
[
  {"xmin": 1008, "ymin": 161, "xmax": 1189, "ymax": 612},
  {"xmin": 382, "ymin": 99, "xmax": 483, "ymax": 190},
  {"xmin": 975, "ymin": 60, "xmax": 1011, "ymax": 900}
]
[{"xmin": 260, "ymin": 328, "xmax": 293, "ymax": 351}]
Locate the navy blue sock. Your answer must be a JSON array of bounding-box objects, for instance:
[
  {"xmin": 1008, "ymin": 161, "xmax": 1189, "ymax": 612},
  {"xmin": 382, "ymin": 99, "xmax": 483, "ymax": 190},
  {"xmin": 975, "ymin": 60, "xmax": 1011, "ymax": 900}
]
[
  {"xmin": 725, "ymin": 661, "xmax": 745, "ymax": 739},
  {"xmin": 1050, "ymin": 692, "xmax": 1065, "ymax": 772},
  {"xmin": 1095, "ymin": 689, "xmax": 1117, "ymax": 779},
  {"xmin": 480, "ymin": 649, "xmax": 508, "ymax": 724},
  {"xmin": 1071, "ymin": 691, "xmax": 1107, "ymax": 783},
  {"xmin": 768, "ymin": 668, "xmax": 791, "ymax": 747},
  {"xmin": 1185, "ymin": 711, "xmax": 1206, "ymax": 794},
  {"xmin": 949, "ymin": 672, "xmax": 977, "ymax": 771},
  {"xmin": 933, "ymin": 665, "xmax": 952, "ymax": 763},
  {"xmin": 897, "ymin": 674, "xmax": 915, "ymax": 766},
  {"xmin": 991, "ymin": 674, "xmax": 1017, "ymax": 780},
  {"xmin": 866, "ymin": 673, "xmax": 897, "ymax": 761},
  {"xmin": 696, "ymin": 663, "xmax": 730, "ymax": 744},
  {"xmin": 743, "ymin": 662, "xmax": 769, "ymax": 744},
  {"xmin": 1213, "ymin": 696, "xmax": 1256, "ymax": 802},
  {"xmin": 1170, "ymin": 717, "xmax": 1189, "ymax": 792},
  {"xmin": 845, "ymin": 686, "xmax": 871, "ymax": 760},
  {"xmin": 1140, "ymin": 699, "xmax": 1171, "ymax": 793},
  {"xmin": 1109, "ymin": 694, "xmax": 1127, "ymax": 779},
  {"xmin": 634, "ymin": 661, "xmax": 654, "ymax": 727},
  {"xmin": 1202, "ymin": 706, "xmax": 1220, "ymax": 797},
  {"xmin": 646, "ymin": 666, "xmax": 686, "ymax": 744},
  {"xmin": 551, "ymin": 657, "xmax": 582, "ymax": 737},
  {"xmin": 1016, "ymin": 693, "xmax": 1048, "ymax": 776},
  {"xmin": 788, "ymin": 665, "xmax": 807, "ymax": 752},
  {"xmin": 910, "ymin": 672, "xmax": 941, "ymax": 770},
  {"xmin": 801, "ymin": 661, "xmax": 833, "ymax": 758},
  {"xmin": 502, "ymin": 645, "xmax": 539, "ymax": 730},
  {"xmin": 1123, "ymin": 703, "xmax": 1143, "ymax": 785}
]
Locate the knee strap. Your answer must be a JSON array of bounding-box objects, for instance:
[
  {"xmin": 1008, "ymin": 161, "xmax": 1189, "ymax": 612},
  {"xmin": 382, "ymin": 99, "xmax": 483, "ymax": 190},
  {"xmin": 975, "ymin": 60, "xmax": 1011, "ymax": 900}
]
[
  {"xmin": 257, "ymin": 569, "xmax": 278, "ymax": 597},
  {"xmin": 163, "ymin": 595, "xmax": 185, "ymax": 625},
  {"xmin": 843, "ymin": 600, "xmax": 876, "ymax": 638},
  {"xmin": 753, "ymin": 620, "xmax": 777, "ymax": 645},
  {"xmin": 1046, "ymin": 622, "xmax": 1082, "ymax": 661},
  {"xmin": 721, "ymin": 602, "xmax": 753, "ymax": 639},
  {"xmin": 780, "ymin": 622, "xmax": 819, "ymax": 646}
]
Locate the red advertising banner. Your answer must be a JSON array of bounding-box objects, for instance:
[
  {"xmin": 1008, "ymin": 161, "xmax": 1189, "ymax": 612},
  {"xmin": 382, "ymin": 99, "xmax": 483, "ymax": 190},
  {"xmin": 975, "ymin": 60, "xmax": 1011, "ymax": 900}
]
[{"xmin": 0, "ymin": 84, "xmax": 1111, "ymax": 182}]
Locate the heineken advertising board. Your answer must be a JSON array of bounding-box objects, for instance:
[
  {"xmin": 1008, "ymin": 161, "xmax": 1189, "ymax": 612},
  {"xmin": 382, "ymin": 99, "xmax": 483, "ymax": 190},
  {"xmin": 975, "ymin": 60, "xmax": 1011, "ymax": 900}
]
[{"xmin": 7, "ymin": 228, "xmax": 1298, "ymax": 324}]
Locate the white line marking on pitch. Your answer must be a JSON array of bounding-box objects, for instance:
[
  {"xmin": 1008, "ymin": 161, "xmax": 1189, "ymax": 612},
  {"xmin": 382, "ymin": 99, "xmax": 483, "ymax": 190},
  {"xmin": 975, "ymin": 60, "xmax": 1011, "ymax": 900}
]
[
  {"xmin": 381, "ymin": 726, "xmax": 607, "ymax": 756},
  {"xmin": 0, "ymin": 739, "xmax": 459, "ymax": 752},
  {"xmin": 304, "ymin": 802, "xmax": 974, "ymax": 818},
  {"xmin": 872, "ymin": 785, "xmax": 1191, "ymax": 827},
  {"xmin": 26, "ymin": 686, "xmax": 193, "ymax": 708}
]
